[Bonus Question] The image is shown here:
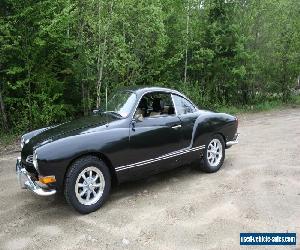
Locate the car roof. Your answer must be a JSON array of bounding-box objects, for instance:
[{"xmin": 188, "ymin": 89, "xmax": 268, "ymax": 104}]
[
  {"xmin": 122, "ymin": 86, "xmax": 185, "ymax": 97},
  {"xmin": 119, "ymin": 85, "xmax": 198, "ymax": 110}
]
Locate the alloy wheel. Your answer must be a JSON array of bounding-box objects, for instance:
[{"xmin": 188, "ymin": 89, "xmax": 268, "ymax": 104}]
[
  {"xmin": 75, "ymin": 166, "xmax": 105, "ymax": 206},
  {"xmin": 207, "ymin": 138, "xmax": 223, "ymax": 167}
]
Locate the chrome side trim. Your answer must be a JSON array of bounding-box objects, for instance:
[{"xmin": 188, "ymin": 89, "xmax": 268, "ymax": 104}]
[
  {"xmin": 116, "ymin": 145, "xmax": 205, "ymax": 172},
  {"xmin": 171, "ymin": 124, "xmax": 182, "ymax": 129}
]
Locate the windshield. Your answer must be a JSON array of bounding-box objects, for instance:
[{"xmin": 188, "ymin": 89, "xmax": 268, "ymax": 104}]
[{"xmin": 105, "ymin": 91, "xmax": 137, "ymax": 118}]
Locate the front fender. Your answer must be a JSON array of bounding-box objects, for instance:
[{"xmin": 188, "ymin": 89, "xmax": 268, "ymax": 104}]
[{"xmin": 36, "ymin": 128, "xmax": 129, "ymax": 189}]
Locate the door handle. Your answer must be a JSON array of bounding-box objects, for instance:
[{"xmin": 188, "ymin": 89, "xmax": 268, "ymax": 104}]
[{"xmin": 172, "ymin": 124, "xmax": 182, "ymax": 129}]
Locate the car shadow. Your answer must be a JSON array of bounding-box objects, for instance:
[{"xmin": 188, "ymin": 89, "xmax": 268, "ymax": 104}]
[
  {"xmin": 108, "ymin": 162, "xmax": 203, "ymax": 201},
  {"xmin": 12, "ymin": 162, "xmax": 205, "ymax": 218}
]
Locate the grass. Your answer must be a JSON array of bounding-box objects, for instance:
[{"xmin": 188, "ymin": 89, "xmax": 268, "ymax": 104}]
[
  {"xmin": 216, "ymin": 95, "xmax": 300, "ymax": 115},
  {"xmin": 292, "ymin": 94, "xmax": 300, "ymax": 105},
  {"xmin": 0, "ymin": 132, "xmax": 18, "ymax": 145},
  {"xmin": 0, "ymin": 131, "xmax": 19, "ymax": 151}
]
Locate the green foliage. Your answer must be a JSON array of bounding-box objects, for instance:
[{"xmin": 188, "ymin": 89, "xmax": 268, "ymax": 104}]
[
  {"xmin": 0, "ymin": 0, "xmax": 299, "ymax": 135},
  {"xmin": 0, "ymin": 131, "xmax": 17, "ymax": 146}
]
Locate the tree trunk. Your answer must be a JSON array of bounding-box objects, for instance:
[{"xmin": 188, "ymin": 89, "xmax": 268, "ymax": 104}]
[
  {"xmin": 87, "ymin": 86, "xmax": 91, "ymax": 112},
  {"xmin": 96, "ymin": 37, "xmax": 106, "ymax": 109},
  {"xmin": 96, "ymin": 1, "xmax": 114, "ymax": 109},
  {"xmin": 0, "ymin": 89, "xmax": 9, "ymax": 131},
  {"xmin": 25, "ymin": 27, "xmax": 32, "ymax": 129},
  {"xmin": 184, "ymin": 0, "xmax": 190, "ymax": 84},
  {"xmin": 282, "ymin": 56, "xmax": 288, "ymax": 102},
  {"xmin": 281, "ymin": 30, "xmax": 291, "ymax": 103},
  {"xmin": 26, "ymin": 65, "xmax": 32, "ymax": 129},
  {"xmin": 82, "ymin": 81, "xmax": 87, "ymax": 116}
]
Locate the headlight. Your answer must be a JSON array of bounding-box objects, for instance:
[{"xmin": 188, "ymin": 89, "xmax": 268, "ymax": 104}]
[
  {"xmin": 33, "ymin": 150, "xmax": 38, "ymax": 170},
  {"xmin": 21, "ymin": 136, "xmax": 25, "ymax": 149}
]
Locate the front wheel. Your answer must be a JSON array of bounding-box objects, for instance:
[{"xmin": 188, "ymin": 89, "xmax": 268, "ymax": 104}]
[
  {"xmin": 199, "ymin": 134, "xmax": 225, "ymax": 173},
  {"xmin": 64, "ymin": 156, "xmax": 111, "ymax": 214}
]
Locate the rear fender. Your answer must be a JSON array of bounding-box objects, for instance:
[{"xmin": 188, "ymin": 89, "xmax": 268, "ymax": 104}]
[{"xmin": 191, "ymin": 112, "xmax": 236, "ymax": 148}]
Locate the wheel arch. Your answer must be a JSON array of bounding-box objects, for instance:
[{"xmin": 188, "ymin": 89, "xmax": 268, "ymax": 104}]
[
  {"xmin": 215, "ymin": 132, "xmax": 226, "ymax": 145},
  {"xmin": 63, "ymin": 152, "xmax": 119, "ymax": 188}
]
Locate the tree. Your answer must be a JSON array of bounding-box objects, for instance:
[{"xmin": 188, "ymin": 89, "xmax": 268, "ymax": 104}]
[{"xmin": 0, "ymin": 0, "xmax": 299, "ymax": 135}]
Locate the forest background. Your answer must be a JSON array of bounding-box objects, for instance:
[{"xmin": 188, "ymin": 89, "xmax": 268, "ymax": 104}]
[{"xmin": 0, "ymin": 0, "xmax": 299, "ymax": 141}]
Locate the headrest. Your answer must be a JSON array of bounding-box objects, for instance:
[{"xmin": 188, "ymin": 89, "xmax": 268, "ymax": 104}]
[
  {"xmin": 138, "ymin": 98, "xmax": 148, "ymax": 109},
  {"xmin": 152, "ymin": 98, "xmax": 163, "ymax": 112}
]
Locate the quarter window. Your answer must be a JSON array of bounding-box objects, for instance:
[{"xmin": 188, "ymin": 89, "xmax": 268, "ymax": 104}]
[{"xmin": 172, "ymin": 95, "xmax": 196, "ymax": 115}]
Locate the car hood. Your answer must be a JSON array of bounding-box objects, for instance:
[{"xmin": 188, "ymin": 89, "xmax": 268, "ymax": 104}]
[{"xmin": 24, "ymin": 114, "xmax": 116, "ymax": 152}]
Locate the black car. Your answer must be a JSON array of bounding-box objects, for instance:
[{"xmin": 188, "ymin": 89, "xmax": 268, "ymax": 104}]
[{"xmin": 16, "ymin": 86, "xmax": 239, "ymax": 214}]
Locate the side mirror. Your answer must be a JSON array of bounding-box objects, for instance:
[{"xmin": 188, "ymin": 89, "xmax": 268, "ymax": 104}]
[
  {"xmin": 131, "ymin": 114, "xmax": 143, "ymax": 131},
  {"xmin": 92, "ymin": 108, "xmax": 102, "ymax": 115}
]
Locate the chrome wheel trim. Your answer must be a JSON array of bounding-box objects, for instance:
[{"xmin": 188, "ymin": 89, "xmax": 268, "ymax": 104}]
[
  {"xmin": 75, "ymin": 166, "xmax": 105, "ymax": 206},
  {"xmin": 207, "ymin": 138, "xmax": 223, "ymax": 167}
]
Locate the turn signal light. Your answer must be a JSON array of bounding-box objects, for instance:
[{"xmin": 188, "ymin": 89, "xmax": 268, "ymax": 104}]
[{"xmin": 39, "ymin": 176, "xmax": 56, "ymax": 184}]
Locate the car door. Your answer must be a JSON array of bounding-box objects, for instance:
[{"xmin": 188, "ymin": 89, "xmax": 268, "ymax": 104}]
[
  {"xmin": 123, "ymin": 92, "xmax": 183, "ymax": 179},
  {"xmin": 172, "ymin": 94, "xmax": 199, "ymax": 148},
  {"xmin": 170, "ymin": 94, "xmax": 201, "ymax": 166}
]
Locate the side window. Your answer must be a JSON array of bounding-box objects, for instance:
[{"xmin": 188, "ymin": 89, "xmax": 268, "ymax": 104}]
[
  {"xmin": 172, "ymin": 95, "xmax": 196, "ymax": 115},
  {"xmin": 134, "ymin": 92, "xmax": 175, "ymax": 118}
]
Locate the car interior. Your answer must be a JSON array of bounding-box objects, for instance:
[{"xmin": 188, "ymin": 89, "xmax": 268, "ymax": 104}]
[{"xmin": 135, "ymin": 93, "xmax": 175, "ymax": 119}]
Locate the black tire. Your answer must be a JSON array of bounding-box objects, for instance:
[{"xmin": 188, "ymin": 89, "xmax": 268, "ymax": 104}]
[
  {"xmin": 64, "ymin": 155, "xmax": 111, "ymax": 214},
  {"xmin": 199, "ymin": 134, "xmax": 225, "ymax": 173}
]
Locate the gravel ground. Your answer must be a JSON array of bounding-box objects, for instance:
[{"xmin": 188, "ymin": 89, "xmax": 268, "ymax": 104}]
[{"xmin": 0, "ymin": 108, "xmax": 300, "ymax": 250}]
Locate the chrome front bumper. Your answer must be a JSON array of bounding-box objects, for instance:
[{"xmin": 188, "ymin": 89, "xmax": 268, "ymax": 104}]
[
  {"xmin": 16, "ymin": 157, "xmax": 56, "ymax": 196},
  {"xmin": 226, "ymin": 133, "xmax": 239, "ymax": 147}
]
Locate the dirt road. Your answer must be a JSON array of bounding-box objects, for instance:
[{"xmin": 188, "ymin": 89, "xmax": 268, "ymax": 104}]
[{"xmin": 0, "ymin": 108, "xmax": 300, "ymax": 250}]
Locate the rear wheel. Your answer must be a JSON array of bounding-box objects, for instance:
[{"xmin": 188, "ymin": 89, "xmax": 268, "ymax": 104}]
[
  {"xmin": 199, "ymin": 134, "xmax": 225, "ymax": 173},
  {"xmin": 64, "ymin": 156, "xmax": 111, "ymax": 214}
]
